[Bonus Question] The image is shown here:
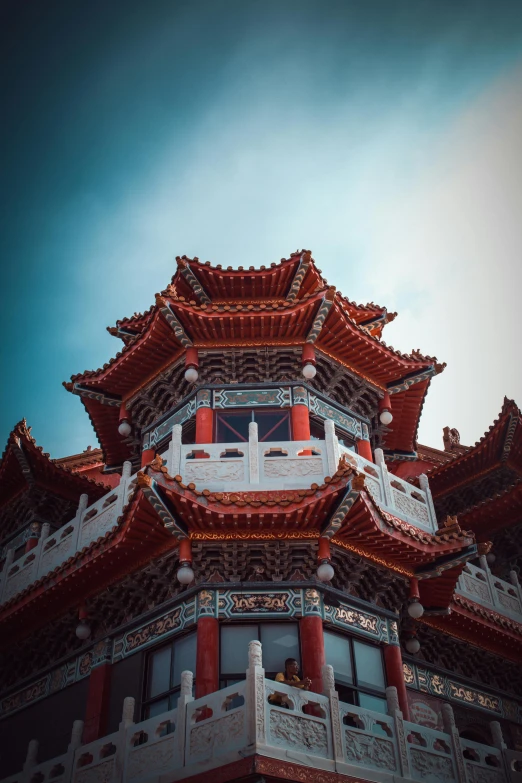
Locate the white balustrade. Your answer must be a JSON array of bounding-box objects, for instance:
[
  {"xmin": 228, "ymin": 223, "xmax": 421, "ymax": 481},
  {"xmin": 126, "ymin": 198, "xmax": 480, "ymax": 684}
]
[
  {"xmin": 3, "ymin": 643, "xmax": 522, "ymax": 783},
  {"xmin": 457, "ymin": 562, "xmax": 522, "ymax": 621},
  {"xmin": 0, "ymin": 466, "xmax": 136, "ymax": 606},
  {"xmin": 460, "ymin": 737, "xmax": 506, "ymax": 783}
]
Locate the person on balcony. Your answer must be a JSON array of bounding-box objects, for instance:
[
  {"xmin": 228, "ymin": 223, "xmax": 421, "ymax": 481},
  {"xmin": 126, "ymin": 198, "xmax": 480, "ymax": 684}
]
[{"xmin": 269, "ymin": 658, "xmax": 312, "ymax": 707}]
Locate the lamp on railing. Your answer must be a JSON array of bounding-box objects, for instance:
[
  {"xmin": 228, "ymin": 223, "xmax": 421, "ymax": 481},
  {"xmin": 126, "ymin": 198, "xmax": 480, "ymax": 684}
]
[
  {"xmin": 301, "ymin": 344, "xmax": 317, "ymax": 380},
  {"xmin": 184, "ymin": 347, "xmax": 199, "ymax": 383},
  {"xmin": 177, "ymin": 538, "xmax": 195, "ymax": 585},
  {"xmin": 316, "ymin": 536, "xmax": 335, "ymax": 582},
  {"xmin": 118, "ymin": 402, "xmax": 132, "ymax": 437},
  {"xmin": 75, "ymin": 605, "xmax": 91, "ymax": 640},
  {"xmin": 379, "ymin": 393, "xmax": 393, "ymax": 426},
  {"xmin": 407, "ymin": 577, "xmax": 424, "ymax": 619}
]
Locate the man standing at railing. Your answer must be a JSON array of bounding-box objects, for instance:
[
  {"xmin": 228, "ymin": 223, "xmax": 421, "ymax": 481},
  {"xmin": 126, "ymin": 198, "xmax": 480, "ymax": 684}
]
[{"xmin": 275, "ymin": 658, "xmax": 312, "ymax": 689}]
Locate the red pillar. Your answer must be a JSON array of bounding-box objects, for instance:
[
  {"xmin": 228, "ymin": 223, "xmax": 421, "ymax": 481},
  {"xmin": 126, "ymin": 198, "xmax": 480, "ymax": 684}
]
[
  {"xmin": 141, "ymin": 448, "xmax": 155, "ymax": 467},
  {"xmin": 299, "ymin": 616, "xmax": 325, "ymax": 695},
  {"xmin": 83, "ymin": 664, "xmax": 112, "ymax": 744},
  {"xmin": 196, "ymin": 408, "xmax": 213, "ymax": 444},
  {"xmin": 291, "ymin": 404, "xmax": 311, "ymax": 441},
  {"xmin": 195, "ymin": 617, "xmax": 219, "ymax": 698},
  {"xmin": 384, "ymin": 643, "xmax": 410, "ymax": 720},
  {"xmin": 357, "ymin": 438, "xmax": 373, "ymax": 462},
  {"xmin": 24, "ymin": 533, "xmax": 39, "ymax": 553}
]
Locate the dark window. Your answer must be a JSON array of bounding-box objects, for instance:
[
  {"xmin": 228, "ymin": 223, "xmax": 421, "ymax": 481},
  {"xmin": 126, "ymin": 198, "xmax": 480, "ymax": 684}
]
[
  {"xmin": 220, "ymin": 622, "xmax": 300, "ymax": 688},
  {"xmin": 216, "ymin": 410, "xmax": 290, "ymax": 444},
  {"xmin": 324, "ymin": 630, "xmax": 387, "ymax": 713},
  {"xmin": 143, "ymin": 632, "xmax": 196, "ymax": 719}
]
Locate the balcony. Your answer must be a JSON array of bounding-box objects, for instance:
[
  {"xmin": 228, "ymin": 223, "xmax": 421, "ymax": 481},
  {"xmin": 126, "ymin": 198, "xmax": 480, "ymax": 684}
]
[
  {"xmin": 166, "ymin": 419, "xmax": 438, "ymax": 533},
  {"xmin": 3, "ymin": 641, "xmax": 520, "ymax": 783},
  {"xmin": 457, "ymin": 560, "xmax": 522, "ymax": 619}
]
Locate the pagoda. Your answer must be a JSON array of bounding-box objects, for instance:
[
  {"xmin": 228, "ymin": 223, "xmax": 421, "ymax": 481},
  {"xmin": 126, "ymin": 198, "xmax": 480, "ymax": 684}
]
[{"xmin": 0, "ymin": 251, "xmax": 521, "ymax": 783}]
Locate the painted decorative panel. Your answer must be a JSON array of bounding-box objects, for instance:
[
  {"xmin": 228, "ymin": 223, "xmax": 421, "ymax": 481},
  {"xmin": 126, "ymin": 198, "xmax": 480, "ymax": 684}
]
[
  {"xmin": 113, "ymin": 599, "xmax": 196, "ymax": 662},
  {"xmin": 218, "ymin": 589, "xmax": 302, "ymax": 618},
  {"xmin": 324, "ymin": 600, "xmax": 389, "ymax": 643},
  {"xmin": 143, "ymin": 399, "xmax": 196, "ymax": 450},
  {"xmin": 213, "ymin": 387, "xmax": 291, "ymax": 409},
  {"xmin": 309, "ymin": 394, "xmax": 363, "ymax": 439}
]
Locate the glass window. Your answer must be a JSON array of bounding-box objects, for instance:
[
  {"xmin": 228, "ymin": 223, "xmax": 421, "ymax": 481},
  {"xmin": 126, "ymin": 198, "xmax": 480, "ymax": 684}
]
[
  {"xmin": 143, "ymin": 632, "xmax": 196, "ymax": 719},
  {"xmin": 148, "ymin": 645, "xmax": 171, "ymax": 698},
  {"xmin": 215, "ymin": 410, "xmax": 291, "ymax": 444},
  {"xmin": 260, "ymin": 624, "xmax": 300, "ymax": 674},
  {"xmin": 220, "ymin": 625, "xmax": 259, "ymax": 675},
  {"xmin": 353, "ymin": 640, "xmax": 385, "ymax": 691},
  {"xmin": 324, "ymin": 631, "xmax": 353, "ymax": 685},
  {"xmin": 358, "ymin": 693, "xmax": 388, "ymax": 714}
]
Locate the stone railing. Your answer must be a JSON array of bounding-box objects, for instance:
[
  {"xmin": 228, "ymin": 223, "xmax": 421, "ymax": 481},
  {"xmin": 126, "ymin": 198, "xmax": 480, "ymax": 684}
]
[
  {"xmin": 0, "ymin": 464, "xmax": 137, "ymax": 606},
  {"xmin": 4, "ymin": 642, "xmax": 521, "ymax": 783},
  {"xmin": 338, "ymin": 443, "xmax": 438, "ymax": 533},
  {"xmin": 457, "ymin": 558, "xmax": 522, "ymax": 620}
]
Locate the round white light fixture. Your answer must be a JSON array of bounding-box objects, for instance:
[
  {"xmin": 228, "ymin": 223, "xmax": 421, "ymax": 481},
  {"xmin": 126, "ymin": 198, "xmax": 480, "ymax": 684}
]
[
  {"xmin": 184, "ymin": 367, "xmax": 199, "ymax": 383},
  {"xmin": 405, "ymin": 637, "xmax": 420, "ymax": 654},
  {"xmin": 118, "ymin": 420, "xmax": 132, "ymax": 437},
  {"xmin": 177, "ymin": 564, "xmax": 195, "ymax": 585},
  {"xmin": 302, "ymin": 363, "xmax": 317, "ymax": 380},
  {"xmin": 407, "ymin": 599, "xmax": 424, "ymax": 619},
  {"xmin": 316, "ymin": 562, "xmax": 335, "ymax": 582},
  {"xmin": 75, "ymin": 620, "xmax": 91, "ymax": 640},
  {"xmin": 380, "ymin": 410, "xmax": 393, "ymax": 426}
]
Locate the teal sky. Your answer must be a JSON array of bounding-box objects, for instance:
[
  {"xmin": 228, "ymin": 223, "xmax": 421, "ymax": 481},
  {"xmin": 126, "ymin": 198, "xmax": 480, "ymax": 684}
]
[{"xmin": 2, "ymin": 0, "xmax": 522, "ymax": 457}]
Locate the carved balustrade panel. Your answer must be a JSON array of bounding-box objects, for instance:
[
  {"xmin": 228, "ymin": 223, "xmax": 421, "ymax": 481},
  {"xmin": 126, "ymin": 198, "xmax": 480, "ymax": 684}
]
[
  {"xmin": 404, "ymin": 721, "xmax": 457, "ymax": 783},
  {"xmin": 264, "ymin": 681, "xmax": 333, "ymax": 761},
  {"xmin": 184, "ymin": 681, "xmax": 248, "ymax": 767},
  {"xmin": 124, "ymin": 707, "xmax": 180, "ymax": 783},
  {"xmin": 4, "ymin": 558, "xmax": 37, "ymax": 602},
  {"xmin": 338, "ymin": 702, "xmax": 399, "ymax": 774},
  {"xmin": 72, "ymin": 730, "xmax": 120, "ymax": 783},
  {"xmin": 460, "ymin": 738, "xmax": 506, "ymax": 783}
]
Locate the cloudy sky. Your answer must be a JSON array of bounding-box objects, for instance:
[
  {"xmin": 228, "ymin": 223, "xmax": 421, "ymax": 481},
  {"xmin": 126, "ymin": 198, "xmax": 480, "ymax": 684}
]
[{"xmin": 1, "ymin": 0, "xmax": 522, "ymax": 458}]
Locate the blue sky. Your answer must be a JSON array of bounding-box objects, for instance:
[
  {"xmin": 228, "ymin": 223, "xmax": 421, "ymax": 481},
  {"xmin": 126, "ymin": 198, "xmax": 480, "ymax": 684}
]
[{"xmin": 1, "ymin": 0, "xmax": 522, "ymax": 457}]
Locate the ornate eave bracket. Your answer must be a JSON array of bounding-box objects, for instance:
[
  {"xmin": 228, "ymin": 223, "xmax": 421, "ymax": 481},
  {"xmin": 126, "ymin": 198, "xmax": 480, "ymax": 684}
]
[
  {"xmin": 156, "ymin": 296, "xmax": 193, "ymax": 348},
  {"xmin": 387, "ymin": 364, "xmax": 444, "ymax": 395},
  {"xmin": 176, "ymin": 257, "xmax": 211, "ymax": 304},
  {"xmin": 137, "ymin": 472, "xmax": 188, "ymax": 540},
  {"xmin": 320, "ymin": 474, "xmax": 365, "ymax": 539},
  {"xmin": 305, "ymin": 287, "xmax": 336, "ymax": 344},
  {"xmin": 286, "ymin": 250, "xmax": 311, "ymax": 302}
]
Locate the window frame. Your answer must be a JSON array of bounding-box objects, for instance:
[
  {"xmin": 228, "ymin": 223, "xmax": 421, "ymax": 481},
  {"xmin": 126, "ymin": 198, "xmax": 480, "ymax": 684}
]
[
  {"xmin": 142, "ymin": 630, "xmax": 197, "ymax": 719},
  {"xmin": 215, "ymin": 409, "xmax": 292, "ymax": 444},
  {"xmin": 219, "ymin": 620, "xmax": 301, "ymax": 689},
  {"xmin": 324, "ymin": 628, "xmax": 387, "ymax": 710}
]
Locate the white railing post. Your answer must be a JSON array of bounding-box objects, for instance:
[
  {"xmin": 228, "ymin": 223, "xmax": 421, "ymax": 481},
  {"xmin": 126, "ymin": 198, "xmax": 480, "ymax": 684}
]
[
  {"xmin": 386, "ymin": 686, "xmax": 410, "ymax": 780},
  {"xmin": 479, "ymin": 556, "xmax": 501, "ymax": 610},
  {"xmin": 115, "ymin": 461, "xmax": 133, "ymax": 517},
  {"xmin": 0, "ymin": 547, "xmax": 15, "ymax": 604},
  {"xmin": 169, "ymin": 424, "xmax": 183, "ymax": 477},
  {"xmin": 249, "ymin": 422, "xmax": 259, "ymax": 485},
  {"xmin": 116, "ymin": 697, "xmax": 135, "ymax": 783},
  {"xmin": 246, "ymin": 640, "xmax": 265, "ymax": 748},
  {"xmin": 374, "ymin": 448, "xmax": 393, "ymax": 507},
  {"xmin": 72, "ymin": 493, "xmax": 89, "ymax": 551},
  {"xmin": 509, "ymin": 570, "xmax": 522, "ymax": 609},
  {"xmin": 324, "ymin": 420, "xmax": 339, "ymax": 476},
  {"xmin": 419, "ymin": 473, "xmax": 438, "ymax": 530},
  {"xmin": 441, "ymin": 702, "xmax": 467, "ymax": 783},
  {"xmin": 178, "ymin": 670, "xmax": 194, "ymax": 767},
  {"xmin": 322, "ymin": 664, "xmax": 343, "ymax": 765},
  {"xmin": 23, "ymin": 738, "xmax": 39, "ymax": 775},
  {"xmin": 35, "ymin": 523, "xmax": 51, "ymax": 578}
]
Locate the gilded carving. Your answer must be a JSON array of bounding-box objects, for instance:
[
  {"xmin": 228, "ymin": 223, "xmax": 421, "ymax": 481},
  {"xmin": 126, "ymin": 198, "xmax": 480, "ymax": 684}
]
[
  {"xmin": 333, "ymin": 606, "xmax": 379, "ymax": 635},
  {"xmin": 230, "ymin": 593, "xmax": 289, "ymax": 613},
  {"xmin": 125, "ymin": 608, "xmax": 182, "ymax": 652}
]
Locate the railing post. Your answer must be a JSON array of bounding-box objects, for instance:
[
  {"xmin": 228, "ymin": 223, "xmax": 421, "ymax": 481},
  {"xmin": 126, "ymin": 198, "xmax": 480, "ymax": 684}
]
[
  {"xmin": 249, "ymin": 421, "xmax": 259, "ymax": 485},
  {"xmin": 246, "ymin": 640, "xmax": 265, "ymax": 748},
  {"xmin": 23, "ymin": 738, "xmax": 39, "ymax": 774},
  {"xmin": 69, "ymin": 719, "xmax": 84, "ymax": 751},
  {"xmin": 419, "ymin": 473, "xmax": 438, "ymax": 530},
  {"xmin": 322, "ymin": 664, "xmax": 343, "ymax": 765},
  {"xmin": 72, "ymin": 493, "xmax": 89, "ymax": 551},
  {"xmin": 385, "ymin": 686, "xmax": 411, "ymax": 780},
  {"xmin": 441, "ymin": 702, "xmax": 467, "ymax": 783},
  {"xmin": 374, "ymin": 448, "xmax": 393, "ymax": 507},
  {"xmin": 169, "ymin": 424, "xmax": 183, "ymax": 477},
  {"xmin": 324, "ymin": 420, "xmax": 339, "ymax": 476},
  {"xmin": 178, "ymin": 670, "xmax": 194, "ymax": 768},
  {"xmin": 35, "ymin": 523, "xmax": 51, "ymax": 578},
  {"xmin": 509, "ymin": 570, "xmax": 522, "ymax": 609},
  {"xmin": 479, "ymin": 555, "xmax": 501, "ymax": 610},
  {"xmin": 0, "ymin": 547, "xmax": 15, "ymax": 603},
  {"xmin": 115, "ymin": 461, "xmax": 133, "ymax": 517},
  {"xmin": 115, "ymin": 696, "xmax": 135, "ymax": 783}
]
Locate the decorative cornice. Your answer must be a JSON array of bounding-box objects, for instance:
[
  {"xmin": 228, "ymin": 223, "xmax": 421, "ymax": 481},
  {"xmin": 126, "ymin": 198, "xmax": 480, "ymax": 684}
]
[
  {"xmin": 156, "ymin": 296, "xmax": 193, "ymax": 347},
  {"xmin": 176, "ymin": 257, "xmax": 211, "ymax": 304}
]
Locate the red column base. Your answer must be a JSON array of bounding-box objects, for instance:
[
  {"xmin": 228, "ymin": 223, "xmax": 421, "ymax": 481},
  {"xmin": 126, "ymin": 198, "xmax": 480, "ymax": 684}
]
[
  {"xmin": 357, "ymin": 438, "xmax": 373, "ymax": 462},
  {"xmin": 141, "ymin": 448, "xmax": 155, "ymax": 467}
]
